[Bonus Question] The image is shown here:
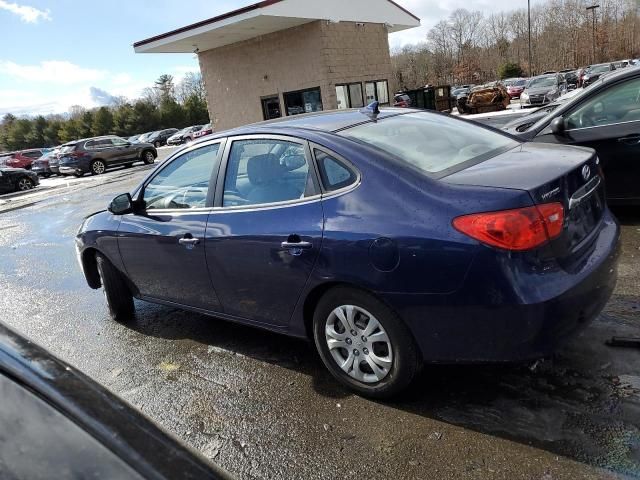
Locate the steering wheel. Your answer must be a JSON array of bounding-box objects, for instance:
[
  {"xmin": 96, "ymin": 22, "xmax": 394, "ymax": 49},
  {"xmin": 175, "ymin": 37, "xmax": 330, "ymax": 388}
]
[{"xmin": 578, "ymin": 111, "xmax": 595, "ymax": 128}]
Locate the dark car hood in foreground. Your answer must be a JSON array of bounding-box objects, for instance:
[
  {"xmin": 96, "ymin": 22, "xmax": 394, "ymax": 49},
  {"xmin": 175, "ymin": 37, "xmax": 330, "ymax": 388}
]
[
  {"xmin": 0, "ymin": 322, "xmax": 232, "ymax": 480},
  {"xmin": 442, "ymin": 142, "xmax": 594, "ymax": 191},
  {"xmin": 502, "ymin": 110, "xmax": 552, "ymax": 133}
]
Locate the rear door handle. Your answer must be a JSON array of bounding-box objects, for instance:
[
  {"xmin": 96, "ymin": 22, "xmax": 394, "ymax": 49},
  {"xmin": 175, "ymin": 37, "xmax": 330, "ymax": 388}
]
[
  {"xmin": 617, "ymin": 135, "xmax": 640, "ymax": 145},
  {"xmin": 281, "ymin": 238, "xmax": 312, "ymax": 256}
]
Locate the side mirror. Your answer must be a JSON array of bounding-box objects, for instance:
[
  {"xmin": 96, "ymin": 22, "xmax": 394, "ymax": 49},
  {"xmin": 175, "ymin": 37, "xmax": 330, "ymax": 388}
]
[
  {"xmin": 108, "ymin": 193, "xmax": 134, "ymax": 215},
  {"xmin": 550, "ymin": 117, "xmax": 566, "ymax": 136}
]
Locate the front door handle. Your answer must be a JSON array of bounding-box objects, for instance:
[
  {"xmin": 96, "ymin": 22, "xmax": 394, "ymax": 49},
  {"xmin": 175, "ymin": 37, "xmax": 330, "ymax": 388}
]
[
  {"xmin": 178, "ymin": 234, "xmax": 200, "ymax": 249},
  {"xmin": 617, "ymin": 135, "xmax": 640, "ymax": 145}
]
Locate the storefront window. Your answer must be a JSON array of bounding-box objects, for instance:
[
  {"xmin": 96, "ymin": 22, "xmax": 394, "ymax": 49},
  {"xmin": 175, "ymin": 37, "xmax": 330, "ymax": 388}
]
[
  {"xmin": 335, "ymin": 83, "xmax": 364, "ymax": 109},
  {"xmin": 283, "ymin": 87, "xmax": 323, "ymax": 116},
  {"xmin": 365, "ymin": 80, "xmax": 389, "ymax": 105}
]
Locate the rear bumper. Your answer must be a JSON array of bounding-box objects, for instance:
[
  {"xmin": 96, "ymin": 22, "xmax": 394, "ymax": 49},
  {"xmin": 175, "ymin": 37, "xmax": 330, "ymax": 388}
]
[
  {"xmin": 59, "ymin": 166, "xmax": 84, "ymax": 175},
  {"xmin": 382, "ymin": 210, "xmax": 621, "ymax": 363}
]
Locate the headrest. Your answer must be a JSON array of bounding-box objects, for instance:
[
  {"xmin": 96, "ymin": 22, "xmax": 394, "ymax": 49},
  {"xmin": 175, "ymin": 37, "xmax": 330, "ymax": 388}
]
[{"xmin": 247, "ymin": 154, "xmax": 283, "ymax": 185}]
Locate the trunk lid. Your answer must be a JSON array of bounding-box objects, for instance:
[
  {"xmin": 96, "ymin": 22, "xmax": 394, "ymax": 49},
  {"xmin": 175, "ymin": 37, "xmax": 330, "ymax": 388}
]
[{"xmin": 443, "ymin": 142, "xmax": 605, "ymax": 256}]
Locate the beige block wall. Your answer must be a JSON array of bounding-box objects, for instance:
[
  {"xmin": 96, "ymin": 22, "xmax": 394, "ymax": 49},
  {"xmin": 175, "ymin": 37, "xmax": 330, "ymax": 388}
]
[{"xmin": 198, "ymin": 20, "xmax": 395, "ymax": 131}]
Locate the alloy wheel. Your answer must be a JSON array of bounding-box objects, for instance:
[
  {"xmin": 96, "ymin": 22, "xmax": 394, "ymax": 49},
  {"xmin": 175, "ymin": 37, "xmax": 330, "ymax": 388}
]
[
  {"xmin": 92, "ymin": 161, "xmax": 105, "ymax": 174},
  {"xmin": 144, "ymin": 151, "xmax": 155, "ymax": 163},
  {"xmin": 17, "ymin": 178, "xmax": 33, "ymax": 191},
  {"xmin": 325, "ymin": 305, "xmax": 393, "ymax": 383}
]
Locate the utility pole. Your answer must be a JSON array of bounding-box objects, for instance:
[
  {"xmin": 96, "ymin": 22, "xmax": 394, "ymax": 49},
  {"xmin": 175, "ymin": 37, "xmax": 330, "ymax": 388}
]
[
  {"xmin": 586, "ymin": 4, "xmax": 600, "ymax": 64},
  {"xmin": 528, "ymin": 0, "xmax": 533, "ymax": 76}
]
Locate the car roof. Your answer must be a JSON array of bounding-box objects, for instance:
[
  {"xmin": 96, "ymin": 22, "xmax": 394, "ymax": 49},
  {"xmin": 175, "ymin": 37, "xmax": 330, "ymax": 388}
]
[{"xmin": 255, "ymin": 107, "xmax": 411, "ymax": 132}]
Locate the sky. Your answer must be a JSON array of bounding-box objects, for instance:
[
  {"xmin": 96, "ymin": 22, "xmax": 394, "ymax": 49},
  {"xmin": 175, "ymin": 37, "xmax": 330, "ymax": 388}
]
[{"xmin": 0, "ymin": 0, "xmax": 531, "ymax": 117}]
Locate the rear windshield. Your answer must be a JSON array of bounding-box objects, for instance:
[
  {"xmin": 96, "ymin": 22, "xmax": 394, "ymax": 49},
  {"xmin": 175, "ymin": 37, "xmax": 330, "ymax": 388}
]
[
  {"xmin": 60, "ymin": 144, "xmax": 76, "ymax": 153},
  {"xmin": 339, "ymin": 112, "xmax": 518, "ymax": 176}
]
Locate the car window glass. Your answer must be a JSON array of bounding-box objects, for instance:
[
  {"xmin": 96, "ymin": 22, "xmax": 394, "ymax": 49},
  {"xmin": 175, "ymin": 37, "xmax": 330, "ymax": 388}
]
[
  {"xmin": 143, "ymin": 143, "xmax": 220, "ymax": 210},
  {"xmin": 223, "ymin": 139, "xmax": 310, "ymax": 207},
  {"xmin": 315, "ymin": 150, "xmax": 357, "ymax": 191},
  {"xmin": 340, "ymin": 112, "xmax": 518, "ymax": 175},
  {"xmin": 566, "ymin": 77, "xmax": 640, "ymax": 129},
  {"xmin": 0, "ymin": 374, "xmax": 144, "ymax": 480},
  {"xmin": 110, "ymin": 137, "xmax": 128, "ymax": 146}
]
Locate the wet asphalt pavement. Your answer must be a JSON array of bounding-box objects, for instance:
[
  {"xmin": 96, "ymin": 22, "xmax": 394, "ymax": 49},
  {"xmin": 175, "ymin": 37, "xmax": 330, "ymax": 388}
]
[{"xmin": 1, "ymin": 152, "xmax": 639, "ymax": 480}]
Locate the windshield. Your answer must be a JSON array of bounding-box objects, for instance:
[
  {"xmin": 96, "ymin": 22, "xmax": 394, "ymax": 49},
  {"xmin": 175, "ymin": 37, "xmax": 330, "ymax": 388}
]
[
  {"xmin": 527, "ymin": 77, "xmax": 557, "ymax": 89},
  {"xmin": 589, "ymin": 65, "xmax": 610, "ymax": 74},
  {"xmin": 512, "ymin": 79, "xmax": 526, "ymax": 86},
  {"xmin": 339, "ymin": 112, "xmax": 518, "ymax": 176}
]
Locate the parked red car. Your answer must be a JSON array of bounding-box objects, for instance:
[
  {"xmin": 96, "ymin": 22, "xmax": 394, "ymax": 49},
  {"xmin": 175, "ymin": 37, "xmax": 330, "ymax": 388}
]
[
  {"xmin": 506, "ymin": 78, "xmax": 527, "ymax": 99},
  {"xmin": 193, "ymin": 123, "xmax": 213, "ymax": 139},
  {"xmin": 393, "ymin": 93, "xmax": 412, "ymax": 107},
  {"xmin": 5, "ymin": 149, "xmax": 47, "ymax": 170}
]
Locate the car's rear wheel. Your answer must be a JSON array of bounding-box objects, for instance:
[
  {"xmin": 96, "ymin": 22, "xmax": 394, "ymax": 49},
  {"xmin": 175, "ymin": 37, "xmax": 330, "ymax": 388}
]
[
  {"xmin": 313, "ymin": 287, "xmax": 420, "ymax": 398},
  {"xmin": 96, "ymin": 253, "xmax": 134, "ymax": 322},
  {"xmin": 142, "ymin": 150, "xmax": 155, "ymax": 165},
  {"xmin": 16, "ymin": 177, "xmax": 34, "ymax": 191},
  {"xmin": 90, "ymin": 160, "xmax": 105, "ymax": 175}
]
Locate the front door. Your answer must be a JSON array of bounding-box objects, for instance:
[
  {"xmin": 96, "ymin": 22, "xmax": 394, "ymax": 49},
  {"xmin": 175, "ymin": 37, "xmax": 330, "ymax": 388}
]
[
  {"xmin": 261, "ymin": 95, "xmax": 282, "ymax": 120},
  {"xmin": 117, "ymin": 141, "xmax": 224, "ymax": 310},
  {"xmin": 534, "ymin": 76, "xmax": 640, "ymax": 202},
  {"xmin": 205, "ymin": 136, "xmax": 323, "ymax": 326}
]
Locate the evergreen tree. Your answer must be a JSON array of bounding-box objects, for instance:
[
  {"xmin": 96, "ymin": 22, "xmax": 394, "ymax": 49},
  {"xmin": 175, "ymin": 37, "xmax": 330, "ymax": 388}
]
[{"xmin": 92, "ymin": 107, "xmax": 114, "ymax": 136}]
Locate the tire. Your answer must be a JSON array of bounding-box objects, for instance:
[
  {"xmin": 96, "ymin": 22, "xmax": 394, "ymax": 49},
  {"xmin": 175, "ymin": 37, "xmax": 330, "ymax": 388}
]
[
  {"xmin": 90, "ymin": 160, "xmax": 106, "ymax": 175},
  {"xmin": 313, "ymin": 287, "xmax": 420, "ymax": 399},
  {"xmin": 154, "ymin": 141, "xmax": 161, "ymax": 148},
  {"xmin": 43, "ymin": 173, "xmax": 52, "ymax": 178},
  {"xmin": 142, "ymin": 150, "xmax": 155, "ymax": 165},
  {"xmin": 96, "ymin": 253, "xmax": 134, "ymax": 322},
  {"xmin": 16, "ymin": 177, "xmax": 34, "ymax": 191}
]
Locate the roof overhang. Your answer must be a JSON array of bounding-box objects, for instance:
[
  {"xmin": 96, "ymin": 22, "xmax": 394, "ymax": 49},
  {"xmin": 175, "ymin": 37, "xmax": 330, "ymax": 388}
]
[{"xmin": 134, "ymin": 0, "xmax": 420, "ymax": 54}]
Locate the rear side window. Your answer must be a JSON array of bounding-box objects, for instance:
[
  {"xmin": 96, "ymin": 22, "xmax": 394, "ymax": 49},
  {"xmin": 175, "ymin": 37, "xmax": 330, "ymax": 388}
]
[
  {"xmin": 339, "ymin": 112, "xmax": 518, "ymax": 176},
  {"xmin": 315, "ymin": 150, "xmax": 357, "ymax": 192}
]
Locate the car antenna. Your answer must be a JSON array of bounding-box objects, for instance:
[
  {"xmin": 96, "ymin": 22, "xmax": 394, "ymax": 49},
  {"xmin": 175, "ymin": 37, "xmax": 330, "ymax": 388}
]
[{"xmin": 359, "ymin": 101, "xmax": 380, "ymax": 120}]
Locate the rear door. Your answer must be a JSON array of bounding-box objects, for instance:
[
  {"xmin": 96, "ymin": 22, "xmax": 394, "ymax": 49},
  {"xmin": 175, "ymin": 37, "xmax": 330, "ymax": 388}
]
[
  {"xmin": 117, "ymin": 141, "xmax": 224, "ymax": 310},
  {"xmin": 534, "ymin": 75, "xmax": 640, "ymax": 202},
  {"xmin": 204, "ymin": 135, "xmax": 324, "ymax": 326}
]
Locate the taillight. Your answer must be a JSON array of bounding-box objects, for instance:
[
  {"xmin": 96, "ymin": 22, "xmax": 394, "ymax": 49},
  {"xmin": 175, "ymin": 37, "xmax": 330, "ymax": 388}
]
[{"xmin": 453, "ymin": 203, "xmax": 564, "ymax": 251}]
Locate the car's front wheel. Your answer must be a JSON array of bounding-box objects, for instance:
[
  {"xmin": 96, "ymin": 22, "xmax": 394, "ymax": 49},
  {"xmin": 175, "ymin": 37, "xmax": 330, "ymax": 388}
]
[
  {"xmin": 96, "ymin": 253, "xmax": 134, "ymax": 322},
  {"xmin": 16, "ymin": 177, "xmax": 34, "ymax": 191},
  {"xmin": 313, "ymin": 287, "xmax": 420, "ymax": 398},
  {"xmin": 154, "ymin": 141, "xmax": 161, "ymax": 148}
]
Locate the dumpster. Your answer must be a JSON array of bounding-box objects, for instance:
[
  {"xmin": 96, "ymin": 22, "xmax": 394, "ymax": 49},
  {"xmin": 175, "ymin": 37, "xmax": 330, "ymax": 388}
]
[{"xmin": 397, "ymin": 85, "xmax": 453, "ymax": 112}]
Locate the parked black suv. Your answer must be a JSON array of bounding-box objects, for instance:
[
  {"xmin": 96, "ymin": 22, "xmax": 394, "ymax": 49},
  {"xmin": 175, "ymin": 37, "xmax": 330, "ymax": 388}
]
[
  {"xmin": 58, "ymin": 136, "xmax": 157, "ymax": 177},
  {"xmin": 146, "ymin": 129, "xmax": 178, "ymax": 148}
]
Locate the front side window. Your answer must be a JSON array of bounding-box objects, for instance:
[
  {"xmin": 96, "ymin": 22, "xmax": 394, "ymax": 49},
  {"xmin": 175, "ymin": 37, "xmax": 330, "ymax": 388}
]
[
  {"xmin": 223, "ymin": 139, "xmax": 311, "ymax": 207},
  {"xmin": 340, "ymin": 112, "xmax": 518, "ymax": 176},
  {"xmin": 143, "ymin": 143, "xmax": 220, "ymax": 210},
  {"xmin": 566, "ymin": 77, "xmax": 640, "ymax": 129},
  {"xmin": 110, "ymin": 137, "xmax": 129, "ymax": 146}
]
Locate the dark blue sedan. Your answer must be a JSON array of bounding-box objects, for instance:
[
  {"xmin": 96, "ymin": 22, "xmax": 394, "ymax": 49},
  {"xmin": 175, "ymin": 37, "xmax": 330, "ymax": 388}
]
[{"xmin": 76, "ymin": 106, "xmax": 620, "ymax": 398}]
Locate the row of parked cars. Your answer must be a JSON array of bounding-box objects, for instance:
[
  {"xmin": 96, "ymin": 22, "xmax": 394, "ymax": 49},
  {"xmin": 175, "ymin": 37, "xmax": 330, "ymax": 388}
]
[
  {"xmin": 450, "ymin": 58, "xmax": 639, "ymax": 112},
  {"xmin": 0, "ymin": 123, "xmax": 216, "ymax": 195},
  {"xmin": 127, "ymin": 123, "xmax": 213, "ymax": 148}
]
